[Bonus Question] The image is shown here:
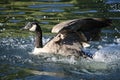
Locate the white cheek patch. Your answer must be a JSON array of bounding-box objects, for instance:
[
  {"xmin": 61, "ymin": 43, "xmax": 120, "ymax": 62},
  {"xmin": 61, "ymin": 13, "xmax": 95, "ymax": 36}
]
[{"xmin": 29, "ymin": 25, "xmax": 37, "ymax": 31}]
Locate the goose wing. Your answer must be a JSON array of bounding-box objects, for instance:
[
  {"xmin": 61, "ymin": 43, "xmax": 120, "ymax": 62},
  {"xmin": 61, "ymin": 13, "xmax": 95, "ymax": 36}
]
[
  {"xmin": 51, "ymin": 19, "xmax": 96, "ymax": 41},
  {"xmin": 52, "ymin": 18, "xmax": 112, "ymax": 41},
  {"xmin": 52, "ymin": 19, "xmax": 79, "ymax": 33},
  {"xmin": 52, "ymin": 18, "xmax": 103, "ymax": 33}
]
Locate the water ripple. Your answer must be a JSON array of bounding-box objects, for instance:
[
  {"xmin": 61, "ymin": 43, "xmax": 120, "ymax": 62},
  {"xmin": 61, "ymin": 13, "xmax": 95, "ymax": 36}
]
[{"xmin": 28, "ymin": 4, "xmax": 73, "ymax": 8}]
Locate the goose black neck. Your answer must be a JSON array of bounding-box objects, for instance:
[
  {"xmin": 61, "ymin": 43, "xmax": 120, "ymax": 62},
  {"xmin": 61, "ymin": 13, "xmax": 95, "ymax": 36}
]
[{"xmin": 35, "ymin": 25, "xmax": 43, "ymax": 48}]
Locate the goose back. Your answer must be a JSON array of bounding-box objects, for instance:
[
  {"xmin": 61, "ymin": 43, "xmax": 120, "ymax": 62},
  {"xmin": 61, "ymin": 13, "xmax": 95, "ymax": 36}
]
[{"xmin": 40, "ymin": 30, "xmax": 90, "ymax": 57}]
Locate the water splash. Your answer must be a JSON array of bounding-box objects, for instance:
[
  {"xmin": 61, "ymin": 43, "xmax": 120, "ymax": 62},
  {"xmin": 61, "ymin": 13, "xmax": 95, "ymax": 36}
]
[
  {"xmin": 0, "ymin": 36, "xmax": 120, "ymax": 76},
  {"xmin": 93, "ymin": 45, "xmax": 120, "ymax": 62}
]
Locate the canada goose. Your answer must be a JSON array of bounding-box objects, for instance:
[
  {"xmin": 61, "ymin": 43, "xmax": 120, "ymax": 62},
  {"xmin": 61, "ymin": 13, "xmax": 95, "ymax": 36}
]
[
  {"xmin": 22, "ymin": 22, "xmax": 92, "ymax": 58},
  {"xmin": 22, "ymin": 18, "xmax": 111, "ymax": 58},
  {"xmin": 52, "ymin": 18, "xmax": 112, "ymax": 41}
]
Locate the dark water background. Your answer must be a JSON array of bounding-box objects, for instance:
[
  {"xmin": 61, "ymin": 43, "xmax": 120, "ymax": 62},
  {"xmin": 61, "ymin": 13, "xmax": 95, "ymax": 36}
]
[{"xmin": 0, "ymin": 0, "xmax": 120, "ymax": 80}]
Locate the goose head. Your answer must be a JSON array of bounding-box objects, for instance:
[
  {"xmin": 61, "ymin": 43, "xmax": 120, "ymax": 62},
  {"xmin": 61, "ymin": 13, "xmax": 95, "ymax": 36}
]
[
  {"xmin": 22, "ymin": 22, "xmax": 43, "ymax": 48},
  {"xmin": 23, "ymin": 22, "xmax": 41, "ymax": 32}
]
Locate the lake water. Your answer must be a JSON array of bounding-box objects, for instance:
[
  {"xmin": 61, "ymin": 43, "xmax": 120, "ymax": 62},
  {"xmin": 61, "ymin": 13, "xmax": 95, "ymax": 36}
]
[{"xmin": 0, "ymin": 0, "xmax": 120, "ymax": 80}]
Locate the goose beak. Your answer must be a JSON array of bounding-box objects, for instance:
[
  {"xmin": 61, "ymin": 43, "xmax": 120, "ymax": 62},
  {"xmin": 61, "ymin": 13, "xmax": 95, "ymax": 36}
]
[
  {"xmin": 20, "ymin": 27, "xmax": 24, "ymax": 30},
  {"xmin": 20, "ymin": 25, "xmax": 29, "ymax": 31},
  {"xmin": 20, "ymin": 22, "xmax": 32, "ymax": 30}
]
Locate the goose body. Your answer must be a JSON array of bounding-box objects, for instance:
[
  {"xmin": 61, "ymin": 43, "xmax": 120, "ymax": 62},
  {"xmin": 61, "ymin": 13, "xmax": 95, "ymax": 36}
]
[
  {"xmin": 22, "ymin": 18, "xmax": 112, "ymax": 58},
  {"xmin": 32, "ymin": 30, "xmax": 89, "ymax": 57}
]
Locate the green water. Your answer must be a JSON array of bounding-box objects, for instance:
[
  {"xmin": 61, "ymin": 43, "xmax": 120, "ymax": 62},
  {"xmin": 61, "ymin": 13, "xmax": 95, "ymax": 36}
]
[{"xmin": 0, "ymin": 0, "xmax": 119, "ymax": 37}]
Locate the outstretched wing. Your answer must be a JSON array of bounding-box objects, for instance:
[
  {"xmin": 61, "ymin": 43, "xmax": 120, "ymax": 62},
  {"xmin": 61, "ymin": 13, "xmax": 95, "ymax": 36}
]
[
  {"xmin": 51, "ymin": 18, "xmax": 111, "ymax": 41},
  {"xmin": 52, "ymin": 19, "xmax": 79, "ymax": 33}
]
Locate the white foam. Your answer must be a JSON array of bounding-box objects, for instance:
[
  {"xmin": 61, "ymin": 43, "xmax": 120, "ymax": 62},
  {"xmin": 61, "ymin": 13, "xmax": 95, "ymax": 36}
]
[
  {"xmin": 114, "ymin": 38, "xmax": 120, "ymax": 43},
  {"xmin": 93, "ymin": 45, "xmax": 120, "ymax": 62}
]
